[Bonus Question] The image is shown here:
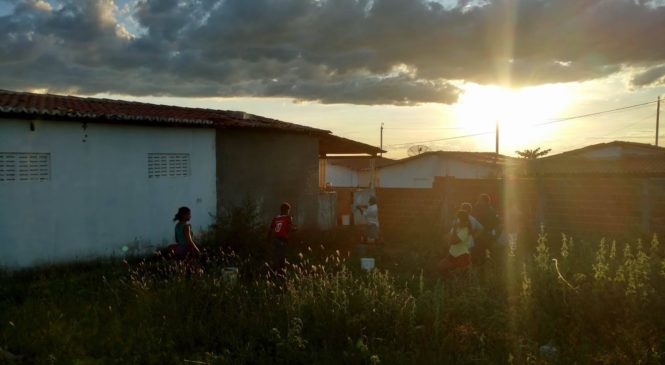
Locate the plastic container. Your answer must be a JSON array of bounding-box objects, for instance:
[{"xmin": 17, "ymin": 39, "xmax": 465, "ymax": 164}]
[
  {"xmin": 222, "ymin": 267, "xmax": 239, "ymax": 285},
  {"xmin": 360, "ymin": 257, "xmax": 375, "ymax": 271}
]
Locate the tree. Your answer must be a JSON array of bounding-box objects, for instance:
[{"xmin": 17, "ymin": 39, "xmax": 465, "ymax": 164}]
[{"xmin": 515, "ymin": 147, "xmax": 551, "ymax": 159}]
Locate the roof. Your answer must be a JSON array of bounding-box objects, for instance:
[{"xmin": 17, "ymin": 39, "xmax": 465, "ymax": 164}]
[
  {"xmin": 541, "ymin": 141, "xmax": 665, "ymax": 161},
  {"xmin": 528, "ymin": 157, "xmax": 665, "ymax": 176},
  {"xmin": 318, "ymin": 134, "xmax": 385, "ymax": 156},
  {"xmin": 0, "ymin": 89, "xmax": 326, "ymax": 133},
  {"xmin": 380, "ymin": 151, "xmax": 517, "ymax": 169},
  {"xmin": 327, "ymin": 156, "xmax": 394, "ymax": 170}
]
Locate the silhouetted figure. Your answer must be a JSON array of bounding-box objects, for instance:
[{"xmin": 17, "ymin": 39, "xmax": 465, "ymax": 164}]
[
  {"xmin": 268, "ymin": 202, "xmax": 296, "ymax": 271},
  {"xmin": 172, "ymin": 206, "xmax": 202, "ymax": 260},
  {"xmin": 472, "ymin": 194, "xmax": 499, "ymax": 265},
  {"xmin": 357, "ymin": 196, "xmax": 380, "ymax": 244}
]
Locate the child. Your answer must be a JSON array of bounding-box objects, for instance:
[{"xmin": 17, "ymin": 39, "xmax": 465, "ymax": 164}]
[
  {"xmin": 172, "ymin": 206, "xmax": 201, "ymax": 260},
  {"xmin": 473, "ymin": 193, "xmax": 500, "ymax": 265},
  {"xmin": 441, "ymin": 210, "xmax": 473, "ymax": 275},
  {"xmin": 268, "ymin": 202, "xmax": 295, "ymax": 269}
]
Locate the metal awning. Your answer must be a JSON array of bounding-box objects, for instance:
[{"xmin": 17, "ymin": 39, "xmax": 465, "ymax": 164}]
[{"xmin": 318, "ymin": 133, "xmax": 384, "ymax": 156}]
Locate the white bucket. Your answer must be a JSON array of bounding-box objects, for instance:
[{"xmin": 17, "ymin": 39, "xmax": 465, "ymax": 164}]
[
  {"xmin": 222, "ymin": 267, "xmax": 239, "ymax": 285},
  {"xmin": 342, "ymin": 214, "xmax": 350, "ymax": 226},
  {"xmin": 360, "ymin": 258, "xmax": 375, "ymax": 271}
]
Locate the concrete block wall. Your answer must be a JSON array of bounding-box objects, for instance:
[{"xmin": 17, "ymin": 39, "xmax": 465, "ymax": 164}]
[
  {"xmin": 375, "ymin": 187, "xmax": 445, "ymax": 239},
  {"xmin": 348, "ymin": 176, "xmax": 665, "ymax": 243}
]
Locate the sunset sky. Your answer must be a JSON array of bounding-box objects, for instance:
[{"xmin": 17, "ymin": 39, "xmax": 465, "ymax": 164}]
[{"xmin": 1, "ymin": 0, "xmax": 664, "ymax": 158}]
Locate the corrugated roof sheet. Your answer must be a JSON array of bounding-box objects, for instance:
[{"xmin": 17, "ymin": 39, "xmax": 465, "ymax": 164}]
[
  {"xmin": 517, "ymin": 141, "xmax": 665, "ymax": 176},
  {"xmin": 541, "ymin": 141, "xmax": 665, "ymax": 160},
  {"xmin": 380, "ymin": 151, "xmax": 518, "ymax": 168},
  {"xmin": 0, "ymin": 89, "xmax": 328, "ymax": 133},
  {"xmin": 327, "ymin": 157, "xmax": 394, "ymax": 170},
  {"xmin": 319, "ymin": 134, "xmax": 384, "ymax": 156}
]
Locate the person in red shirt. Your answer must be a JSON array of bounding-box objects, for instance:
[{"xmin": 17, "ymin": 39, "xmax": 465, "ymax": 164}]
[{"xmin": 268, "ymin": 202, "xmax": 295, "ymax": 270}]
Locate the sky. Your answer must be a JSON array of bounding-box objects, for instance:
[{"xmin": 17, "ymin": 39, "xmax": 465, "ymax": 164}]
[{"xmin": 1, "ymin": 0, "xmax": 665, "ymax": 158}]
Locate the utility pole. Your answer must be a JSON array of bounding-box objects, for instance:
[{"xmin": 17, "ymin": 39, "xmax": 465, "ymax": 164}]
[
  {"xmin": 495, "ymin": 120, "xmax": 499, "ymax": 154},
  {"xmin": 657, "ymin": 96, "xmax": 661, "ymax": 147},
  {"xmin": 380, "ymin": 122, "xmax": 384, "ymax": 157}
]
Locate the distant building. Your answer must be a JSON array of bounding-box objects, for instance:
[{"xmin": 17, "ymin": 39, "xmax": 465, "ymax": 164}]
[
  {"xmin": 527, "ymin": 141, "xmax": 665, "ymax": 176},
  {"xmin": 378, "ymin": 151, "xmax": 516, "ymax": 188},
  {"xmin": 0, "ymin": 90, "xmax": 380, "ymax": 266},
  {"xmin": 324, "ymin": 157, "xmax": 393, "ymax": 188}
]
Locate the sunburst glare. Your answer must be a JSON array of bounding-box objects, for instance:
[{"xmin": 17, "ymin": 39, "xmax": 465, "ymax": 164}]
[{"xmin": 453, "ymin": 83, "xmax": 576, "ymax": 152}]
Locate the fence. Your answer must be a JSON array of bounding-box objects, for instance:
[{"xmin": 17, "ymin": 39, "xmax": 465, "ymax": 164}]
[{"xmin": 332, "ymin": 176, "xmax": 665, "ymax": 243}]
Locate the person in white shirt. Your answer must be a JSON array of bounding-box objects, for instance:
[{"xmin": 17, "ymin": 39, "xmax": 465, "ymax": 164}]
[
  {"xmin": 451, "ymin": 202, "xmax": 483, "ymax": 249},
  {"xmin": 357, "ymin": 196, "xmax": 380, "ymax": 244},
  {"xmin": 441, "ymin": 210, "xmax": 474, "ymax": 275}
]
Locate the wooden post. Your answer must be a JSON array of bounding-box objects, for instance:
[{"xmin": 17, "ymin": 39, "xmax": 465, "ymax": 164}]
[
  {"xmin": 495, "ymin": 120, "xmax": 500, "ymax": 154},
  {"xmin": 656, "ymin": 96, "xmax": 661, "ymax": 146},
  {"xmin": 319, "ymin": 157, "xmax": 327, "ymax": 189}
]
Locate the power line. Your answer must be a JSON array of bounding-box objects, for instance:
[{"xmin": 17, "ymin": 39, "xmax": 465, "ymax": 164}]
[
  {"xmin": 383, "ymin": 126, "xmax": 469, "ymax": 130},
  {"xmin": 534, "ymin": 100, "xmax": 658, "ymax": 126},
  {"xmin": 596, "ymin": 112, "xmax": 656, "ymax": 138},
  {"xmin": 385, "ymin": 99, "xmax": 660, "ymax": 148},
  {"xmin": 386, "ymin": 130, "xmax": 494, "ymax": 148}
]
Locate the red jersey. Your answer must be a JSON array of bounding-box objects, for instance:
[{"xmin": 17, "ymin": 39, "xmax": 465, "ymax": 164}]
[{"xmin": 270, "ymin": 215, "xmax": 293, "ymax": 240}]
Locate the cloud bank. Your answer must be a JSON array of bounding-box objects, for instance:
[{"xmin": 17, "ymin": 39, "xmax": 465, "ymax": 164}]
[{"xmin": 0, "ymin": 0, "xmax": 664, "ymax": 105}]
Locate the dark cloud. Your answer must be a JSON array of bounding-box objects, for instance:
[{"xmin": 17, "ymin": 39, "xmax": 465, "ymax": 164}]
[
  {"xmin": 0, "ymin": 0, "xmax": 664, "ymax": 105},
  {"xmin": 632, "ymin": 64, "xmax": 665, "ymax": 87}
]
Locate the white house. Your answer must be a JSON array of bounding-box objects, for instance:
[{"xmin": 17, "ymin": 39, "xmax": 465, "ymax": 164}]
[
  {"xmin": 378, "ymin": 151, "xmax": 515, "ymax": 188},
  {"xmin": 0, "ymin": 90, "xmax": 381, "ymax": 267},
  {"xmin": 0, "ymin": 115, "xmax": 217, "ymax": 266},
  {"xmin": 324, "ymin": 157, "xmax": 393, "ymax": 188}
]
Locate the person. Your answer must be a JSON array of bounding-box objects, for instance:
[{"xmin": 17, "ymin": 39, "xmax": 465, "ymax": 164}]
[
  {"xmin": 441, "ymin": 210, "xmax": 474, "ymax": 275},
  {"xmin": 172, "ymin": 206, "xmax": 201, "ymax": 260},
  {"xmin": 268, "ymin": 202, "xmax": 295, "ymax": 270},
  {"xmin": 472, "ymin": 193, "xmax": 500, "ymax": 264},
  {"xmin": 357, "ymin": 196, "xmax": 380, "ymax": 244},
  {"xmin": 455, "ymin": 202, "xmax": 483, "ymax": 249}
]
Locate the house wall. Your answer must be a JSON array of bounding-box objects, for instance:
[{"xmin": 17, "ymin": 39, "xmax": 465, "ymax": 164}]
[
  {"xmin": 373, "ymin": 176, "xmax": 665, "ymax": 244},
  {"xmin": 439, "ymin": 159, "xmax": 497, "ymax": 179},
  {"xmin": 358, "ymin": 170, "xmax": 372, "ymax": 187},
  {"xmin": 378, "ymin": 155, "xmax": 439, "ymax": 188},
  {"xmin": 378, "ymin": 155, "xmax": 497, "ymax": 188},
  {"xmin": 325, "ymin": 162, "xmax": 359, "ymax": 187},
  {"xmin": 216, "ymin": 129, "xmax": 319, "ymax": 228},
  {"xmin": 0, "ymin": 119, "xmax": 217, "ymax": 267}
]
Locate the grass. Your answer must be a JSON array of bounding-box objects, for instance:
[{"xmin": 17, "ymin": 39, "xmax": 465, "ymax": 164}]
[{"xmin": 1, "ymin": 228, "xmax": 664, "ymax": 364}]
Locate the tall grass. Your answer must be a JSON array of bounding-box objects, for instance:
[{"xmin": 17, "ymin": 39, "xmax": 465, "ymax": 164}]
[{"xmin": 1, "ymin": 231, "xmax": 664, "ymax": 364}]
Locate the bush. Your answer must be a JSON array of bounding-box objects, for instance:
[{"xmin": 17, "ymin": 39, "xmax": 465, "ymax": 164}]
[{"xmin": 1, "ymin": 232, "xmax": 664, "ymax": 364}]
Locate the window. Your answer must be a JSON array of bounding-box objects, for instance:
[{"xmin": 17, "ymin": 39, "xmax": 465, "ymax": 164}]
[
  {"xmin": 0, "ymin": 153, "xmax": 50, "ymax": 182},
  {"xmin": 148, "ymin": 153, "xmax": 190, "ymax": 178}
]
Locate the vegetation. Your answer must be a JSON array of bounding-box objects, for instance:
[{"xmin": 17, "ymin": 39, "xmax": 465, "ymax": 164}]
[
  {"xmin": 515, "ymin": 148, "xmax": 552, "ymax": 159},
  {"xmin": 1, "ymin": 228, "xmax": 664, "ymax": 364}
]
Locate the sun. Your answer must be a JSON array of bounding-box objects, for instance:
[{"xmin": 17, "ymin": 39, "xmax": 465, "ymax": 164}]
[{"xmin": 453, "ymin": 83, "xmax": 574, "ymax": 152}]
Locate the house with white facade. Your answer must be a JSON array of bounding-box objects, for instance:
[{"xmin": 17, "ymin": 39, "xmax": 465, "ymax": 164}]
[
  {"xmin": 0, "ymin": 90, "xmax": 380, "ymax": 267},
  {"xmin": 378, "ymin": 151, "xmax": 516, "ymax": 188},
  {"xmin": 323, "ymin": 157, "xmax": 393, "ymax": 188}
]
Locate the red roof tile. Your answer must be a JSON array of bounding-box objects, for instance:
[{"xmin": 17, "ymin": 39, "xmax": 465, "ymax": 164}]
[{"xmin": 0, "ymin": 89, "xmax": 328, "ymax": 133}]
